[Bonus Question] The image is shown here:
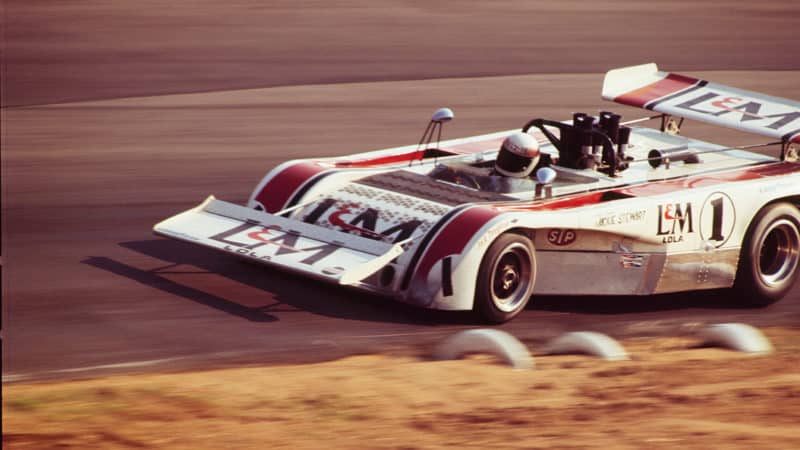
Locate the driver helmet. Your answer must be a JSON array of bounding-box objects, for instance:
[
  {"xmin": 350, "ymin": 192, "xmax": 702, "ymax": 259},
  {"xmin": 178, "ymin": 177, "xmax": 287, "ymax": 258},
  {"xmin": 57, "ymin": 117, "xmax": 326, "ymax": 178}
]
[{"xmin": 495, "ymin": 132, "xmax": 540, "ymax": 178}]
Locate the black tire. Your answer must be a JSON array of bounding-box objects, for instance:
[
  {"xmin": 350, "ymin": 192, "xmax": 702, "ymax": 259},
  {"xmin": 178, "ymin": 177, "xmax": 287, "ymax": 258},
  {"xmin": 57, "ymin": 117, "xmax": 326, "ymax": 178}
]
[
  {"xmin": 474, "ymin": 233, "xmax": 536, "ymax": 324},
  {"xmin": 734, "ymin": 202, "xmax": 800, "ymax": 306}
]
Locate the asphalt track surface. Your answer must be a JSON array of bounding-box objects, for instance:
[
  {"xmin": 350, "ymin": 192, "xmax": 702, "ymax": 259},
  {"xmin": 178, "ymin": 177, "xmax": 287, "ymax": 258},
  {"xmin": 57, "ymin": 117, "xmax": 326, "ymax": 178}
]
[{"xmin": 3, "ymin": 1, "xmax": 800, "ymax": 381}]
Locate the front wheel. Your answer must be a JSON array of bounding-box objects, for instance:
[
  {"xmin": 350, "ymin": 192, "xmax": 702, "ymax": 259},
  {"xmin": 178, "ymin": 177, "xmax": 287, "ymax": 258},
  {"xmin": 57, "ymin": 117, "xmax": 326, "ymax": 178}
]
[
  {"xmin": 734, "ymin": 202, "xmax": 800, "ymax": 306},
  {"xmin": 474, "ymin": 233, "xmax": 536, "ymax": 324}
]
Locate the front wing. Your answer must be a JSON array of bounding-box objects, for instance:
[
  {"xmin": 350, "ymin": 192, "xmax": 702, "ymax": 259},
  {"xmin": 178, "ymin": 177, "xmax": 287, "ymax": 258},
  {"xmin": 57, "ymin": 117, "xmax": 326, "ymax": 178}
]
[{"xmin": 154, "ymin": 196, "xmax": 405, "ymax": 286}]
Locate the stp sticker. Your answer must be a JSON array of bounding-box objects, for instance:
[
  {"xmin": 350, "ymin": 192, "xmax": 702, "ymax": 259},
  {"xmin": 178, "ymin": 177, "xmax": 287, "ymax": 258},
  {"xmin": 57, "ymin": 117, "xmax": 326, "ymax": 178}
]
[{"xmin": 547, "ymin": 229, "xmax": 577, "ymax": 246}]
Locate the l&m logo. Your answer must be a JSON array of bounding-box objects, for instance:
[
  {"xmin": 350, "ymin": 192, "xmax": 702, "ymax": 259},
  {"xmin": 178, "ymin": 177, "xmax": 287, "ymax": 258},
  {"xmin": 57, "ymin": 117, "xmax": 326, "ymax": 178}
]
[
  {"xmin": 303, "ymin": 198, "xmax": 423, "ymax": 243},
  {"xmin": 657, "ymin": 202, "xmax": 694, "ymax": 243}
]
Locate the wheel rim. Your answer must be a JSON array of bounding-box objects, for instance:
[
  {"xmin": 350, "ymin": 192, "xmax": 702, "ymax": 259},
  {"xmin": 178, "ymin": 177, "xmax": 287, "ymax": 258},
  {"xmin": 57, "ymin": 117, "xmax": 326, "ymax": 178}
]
[
  {"xmin": 757, "ymin": 218, "xmax": 800, "ymax": 287},
  {"xmin": 489, "ymin": 243, "xmax": 533, "ymax": 312}
]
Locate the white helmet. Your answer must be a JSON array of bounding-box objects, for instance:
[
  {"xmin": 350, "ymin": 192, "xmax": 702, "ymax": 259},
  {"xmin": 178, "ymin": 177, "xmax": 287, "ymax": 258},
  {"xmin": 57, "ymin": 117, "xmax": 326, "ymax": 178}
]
[{"xmin": 495, "ymin": 132, "xmax": 540, "ymax": 178}]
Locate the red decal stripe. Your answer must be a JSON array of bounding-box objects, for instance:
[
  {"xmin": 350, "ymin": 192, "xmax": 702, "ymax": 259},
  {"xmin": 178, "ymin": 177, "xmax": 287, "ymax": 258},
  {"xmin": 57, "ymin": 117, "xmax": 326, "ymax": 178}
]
[
  {"xmin": 504, "ymin": 192, "xmax": 605, "ymax": 212},
  {"xmin": 332, "ymin": 131, "xmax": 549, "ymax": 168},
  {"xmin": 414, "ymin": 206, "xmax": 500, "ymax": 283},
  {"xmin": 614, "ymin": 73, "xmax": 699, "ymax": 109},
  {"xmin": 334, "ymin": 150, "xmax": 456, "ymax": 168},
  {"xmin": 499, "ymin": 162, "xmax": 800, "ymax": 212},
  {"xmin": 619, "ymin": 162, "xmax": 800, "ymax": 197},
  {"xmin": 739, "ymin": 161, "xmax": 800, "ymax": 177},
  {"xmin": 334, "ymin": 137, "xmax": 510, "ymax": 168},
  {"xmin": 256, "ymin": 162, "xmax": 327, "ymax": 213}
]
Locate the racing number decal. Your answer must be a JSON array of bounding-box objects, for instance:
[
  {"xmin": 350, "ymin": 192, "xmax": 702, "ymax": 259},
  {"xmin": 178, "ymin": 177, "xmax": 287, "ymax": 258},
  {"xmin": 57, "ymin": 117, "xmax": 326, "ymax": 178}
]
[
  {"xmin": 708, "ymin": 197, "xmax": 725, "ymax": 241},
  {"xmin": 699, "ymin": 192, "xmax": 735, "ymax": 247}
]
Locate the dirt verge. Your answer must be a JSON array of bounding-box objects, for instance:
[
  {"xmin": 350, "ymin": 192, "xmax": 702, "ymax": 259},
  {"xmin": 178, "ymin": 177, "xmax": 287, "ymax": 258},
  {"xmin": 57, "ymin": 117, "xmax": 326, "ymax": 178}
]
[{"xmin": 4, "ymin": 327, "xmax": 800, "ymax": 449}]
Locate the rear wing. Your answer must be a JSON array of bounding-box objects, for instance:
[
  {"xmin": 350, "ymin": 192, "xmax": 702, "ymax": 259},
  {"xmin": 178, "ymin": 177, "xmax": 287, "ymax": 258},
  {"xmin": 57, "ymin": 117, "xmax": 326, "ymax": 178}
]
[
  {"xmin": 602, "ymin": 63, "xmax": 800, "ymax": 144},
  {"xmin": 154, "ymin": 196, "xmax": 405, "ymax": 285}
]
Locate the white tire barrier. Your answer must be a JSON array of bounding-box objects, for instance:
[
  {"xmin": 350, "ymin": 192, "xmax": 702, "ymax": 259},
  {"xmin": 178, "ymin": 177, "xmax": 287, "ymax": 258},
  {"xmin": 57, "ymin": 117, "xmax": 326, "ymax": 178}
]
[
  {"xmin": 433, "ymin": 329, "xmax": 534, "ymax": 369},
  {"xmin": 700, "ymin": 323, "xmax": 774, "ymax": 355},
  {"xmin": 543, "ymin": 331, "xmax": 629, "ymax": 361}
]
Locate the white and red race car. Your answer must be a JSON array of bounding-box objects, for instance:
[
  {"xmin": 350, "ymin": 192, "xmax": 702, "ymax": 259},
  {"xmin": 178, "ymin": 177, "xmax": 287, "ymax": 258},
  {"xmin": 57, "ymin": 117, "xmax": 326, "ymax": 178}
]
[{"xmin": 155, "ymin": 63, "xmax": 800, "ymax": 323}]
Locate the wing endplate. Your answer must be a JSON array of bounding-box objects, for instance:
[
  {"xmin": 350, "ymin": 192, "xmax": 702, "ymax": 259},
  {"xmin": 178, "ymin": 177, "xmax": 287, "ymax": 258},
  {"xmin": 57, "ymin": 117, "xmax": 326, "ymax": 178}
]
[{"xmin": 603, "ymin": 63, "xmax": 800, "ymax": 144}]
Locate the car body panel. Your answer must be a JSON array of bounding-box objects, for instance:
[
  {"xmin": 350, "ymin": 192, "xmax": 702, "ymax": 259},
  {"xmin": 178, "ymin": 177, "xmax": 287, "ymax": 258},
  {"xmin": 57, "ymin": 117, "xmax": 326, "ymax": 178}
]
[{"xmin": 155, "ymin": 63, "xmax": 800, "ymax": 315}]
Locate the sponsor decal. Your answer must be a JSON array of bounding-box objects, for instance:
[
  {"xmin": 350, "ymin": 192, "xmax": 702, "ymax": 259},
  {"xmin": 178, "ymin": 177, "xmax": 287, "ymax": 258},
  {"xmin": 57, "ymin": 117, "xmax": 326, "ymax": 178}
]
[
  {"xmin": 303, "ymin": 199, "xmax": 423, "ymax": 243},
  {"xmin": 209, "ymin": 223, "xmax": 338, "ymax": 265},
  {"xmin": 596, "ymin": 209, "xmax": 647, "ymax": 227},
  {"xmin": 547, "ymin": 229, "xmax": 577, "ymax": 246},
  {"xmin": 657, "ymin": 202, "xmax": 694, "ymax": 244},
  {"xmin": 675, "ymin": 93, "xmax": 800, "ymax": 132},
  {"xmin": 699, "ymin": 192, "xmax": 735, "ymax": 248},
  {"xmin": 327, "ymin": 202, "xmax": 387, "ymax": 240},
  {"xmin": 620, "ymin": 254, "xmax": 644, "ymax": 268}
]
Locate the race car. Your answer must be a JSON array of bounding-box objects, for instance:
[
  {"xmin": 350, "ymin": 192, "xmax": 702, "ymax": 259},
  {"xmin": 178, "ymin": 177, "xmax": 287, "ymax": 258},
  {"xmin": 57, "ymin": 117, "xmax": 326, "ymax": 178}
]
[{"xmin": 155, "ymin": 63, "xmax": 800, "ymax": 323}]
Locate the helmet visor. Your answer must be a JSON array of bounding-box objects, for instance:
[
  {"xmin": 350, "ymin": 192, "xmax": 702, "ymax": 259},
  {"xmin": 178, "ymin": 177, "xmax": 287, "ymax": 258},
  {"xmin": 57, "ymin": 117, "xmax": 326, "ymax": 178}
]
[{"xmin": 496, "ymin": 148, "xmax": 534, "ymax": 177}]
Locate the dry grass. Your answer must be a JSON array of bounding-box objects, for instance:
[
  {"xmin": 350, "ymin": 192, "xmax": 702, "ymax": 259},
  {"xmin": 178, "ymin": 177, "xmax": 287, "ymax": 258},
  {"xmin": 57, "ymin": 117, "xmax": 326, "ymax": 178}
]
[{"xmin": 4, "ymin": 328, "xmax": 800, "ymax": 449}]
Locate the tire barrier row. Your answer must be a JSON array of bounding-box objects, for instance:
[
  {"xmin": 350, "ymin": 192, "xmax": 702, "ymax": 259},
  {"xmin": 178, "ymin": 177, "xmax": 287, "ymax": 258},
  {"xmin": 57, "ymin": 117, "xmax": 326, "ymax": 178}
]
[
  {"xmin": 433, "ymin": 329, "xmax": 535, "ymax": 369},
  {"xmin": 699, "ymin": 323, "xmax": 774, "ymax": 355},
  {"xmin": 433, "ymin": 323, "xmax": 773, "ymax": 369}
]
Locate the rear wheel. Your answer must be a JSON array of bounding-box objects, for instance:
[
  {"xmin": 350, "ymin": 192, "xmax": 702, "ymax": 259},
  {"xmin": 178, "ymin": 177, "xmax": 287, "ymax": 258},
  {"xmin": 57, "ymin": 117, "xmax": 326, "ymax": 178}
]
[
  {"xmin": 475, "ymin": 233, "xmax": 536, "ymax": 324},
  {"xmin": 734, "ymin": 202, "xmax": 800, "ymax": 306}
]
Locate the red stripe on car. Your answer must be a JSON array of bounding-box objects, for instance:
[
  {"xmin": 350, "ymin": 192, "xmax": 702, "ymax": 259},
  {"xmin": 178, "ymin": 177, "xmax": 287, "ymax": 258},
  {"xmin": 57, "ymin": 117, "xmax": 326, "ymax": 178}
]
[
  {"xmin": 413, "ymin": 206, "xmax": 500, "ymax": 283},
  {"xmin": 614, "ymin": 73, "xmax": 699, "ymax": 109},
  {"xmin": 507, "ymin": 192, "xmax": 606, "ymax": 212},
  {"xmin": 331, "ymin": 132, "xmax": 552, "ymax": 169},
  {"xmin": 334, "ymin": 137, "xmax": 510, "ymax": 168},
  {"xmin": 500, "ymin": 162, "xmax": 800, "ymax": 212},
  {"xmin": 335, "ymin": 150, "xmax": 456, "ymax": 168},
  {"xmin": 255, "ymin": 162, "xmax": 328, "ymax": 213},
  {"xmin": 619, "ymin": 162, "xmax": 800, "ymax": 197}
]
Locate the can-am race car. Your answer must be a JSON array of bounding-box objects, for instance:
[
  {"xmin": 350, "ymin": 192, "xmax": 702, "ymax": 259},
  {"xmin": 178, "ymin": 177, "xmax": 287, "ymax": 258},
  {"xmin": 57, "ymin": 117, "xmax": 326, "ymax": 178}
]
[{"xmin": 155, "ymin": 63, "xmax": 800, "ymax": 323}]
